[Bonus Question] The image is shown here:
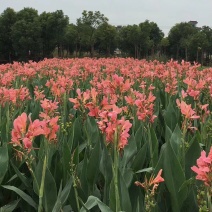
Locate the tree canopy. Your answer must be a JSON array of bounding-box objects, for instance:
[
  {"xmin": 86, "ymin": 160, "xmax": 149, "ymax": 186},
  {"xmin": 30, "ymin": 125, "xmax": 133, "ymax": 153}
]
[{"xmin": 0, "ymin": 7, "xmax": 212, "ymax": 65}]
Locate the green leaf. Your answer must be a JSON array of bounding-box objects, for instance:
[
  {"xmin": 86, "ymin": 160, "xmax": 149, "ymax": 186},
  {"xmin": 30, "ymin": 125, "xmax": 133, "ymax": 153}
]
[
  {"xmin": 84, "ymin": 116, "xmax": 99, "ymax": 145},
  {"xmin": 164, "ymin": 101, "xmax": 178, "ymax": 131},
  {"xmin": 170, "ymin": 124, "xmax": 182, "ymax": 158},
  {"xmin": 62, "ymin": 205, "xmax": 72, "ymax": 212},
  {"xmin": 10, "ymin": 161, "xmax": 31, "ymax": 189},
  {"xmin": 80, "ymin": 196, "xmax": 113, "ymax": 212},
  {"xmin": 86, "ymin": 140, "xmax": 101, "ymax": 190},
  {"xmin": 149, "ymin": 127, "xmax": 158, "ymax": 167},
  {"xmin": 99, "ymin": 142, "xmax": 113, "ymax": 204},
  {"xmin": 33, "ymin": 161, "xmax": 57, "ymax": 212},
  {"xmin": 71, "ymin": 117, "xmax": 83, "ymax": 150},
  {"xmin": 185, "ymin": 137, "xmax": 201, "ymax": 179},
  {"xmin": 60, "ymin": 177, "xmax": 73, "ymax": 204},
  {"xmin": 136, "ymin": 167, "xmax": 153, "ymax": 174},
  {"xmin": 134, "ymin": 124, "xmax": 146, "ymax": 149},
  {"xmin": 121, "ymin": 134, "xmax": 137, "ymax": 168},
  {"xmin": 52, "ymin": 183, "xmax": 63, "ymax": 212},
  {"xmin": 131, "ymin": 142, "xmax": 148, "ymax": 172},
  {"xmin": 119, "ymin": 170, "xmax": 132, "ymax": 212},
  {"xmin": 62, "ymin": 141, "xmax": 71, "ymax": 179},
  {"xmin": 2, "ymin": 185, "xmax": 37, "ymax": 210},
  {"xmin": 0, "ymin": 145, "xmax": 8, "ymax": 185},
  {"xmin": 52, "ymin": 177, "xmax": 73, "ymax": 212},
  {"xmin": 163, "ymin": 142, "xmax": 188, "ymax": 212},
  {"xmin": 0, "ymin": 199, "xmax": 20, "ymax": 212}
]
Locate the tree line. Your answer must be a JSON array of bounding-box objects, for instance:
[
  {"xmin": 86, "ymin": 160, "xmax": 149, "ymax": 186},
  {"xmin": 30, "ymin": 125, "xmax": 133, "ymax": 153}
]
[{"xmin": 0, "ymin": 7, "xmax": 212, "ymax": 64}]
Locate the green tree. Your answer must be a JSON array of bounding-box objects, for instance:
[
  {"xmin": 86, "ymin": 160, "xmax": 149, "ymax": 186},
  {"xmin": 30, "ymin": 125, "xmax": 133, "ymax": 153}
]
[
  {"xmin": 95, "ymin": 23, "xmax": 117, "ymax": 57},
  {"xmin": 11, "ymin": 8, "xmax": 42, "ymax": 61},
  {"xmin": 168, "ymin": 22, "xmax": 198, "ymax": 60},
  {"xmin": 77, "ymin": 10, "xmax": 108, "ymax": 57},
  {"xmin": 139, "ymin": 20, "xmax": 164, "ymax": 56},
  {"xmin": 201, "ymin": 26, "xmax": 212, "ymax": 64},
  {"xmin": 160, "ymin": 37, "xmax": 169, "ymax": 56},
  {"xmin": 39, "ymin": 10, "xmax": 69, "ymax": 58},
  {"xmin": 118, "ymin": 25, "xmax": 142, "ymax": 58},
  {"xmin": 63, "ymin": 24, "xmax": 78, "ymax": 57},
  {"xmin": 0, "ymin": 8, "xmax": 17, "ymax": 62},
  {"xmin": 189, "ymin": 31, "xmax": 209, "ymax": 64}
]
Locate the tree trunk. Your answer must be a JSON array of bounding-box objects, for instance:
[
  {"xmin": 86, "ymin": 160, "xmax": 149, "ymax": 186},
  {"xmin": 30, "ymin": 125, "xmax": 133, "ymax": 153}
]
[
  {"xmin": 176, "ymin": 46, "xmax": 179, "ymax": 60},
  {"xmin": 134, "ymin": 45, "xmax": 136, "ymax": 59},
  {"xmin": 91, "ymin": 45, "xmax": 94, "ymax": 58},
  {"xmin": 201, "ymin": 50, "xmax": 204, "ymax": 66},
  {"xmin": 196, "ymin": 50, "xmax": 199, "ymax": 63},
  {"xmin": 185, "ymin": 47, "xmax": 188, "ymax": 61}
]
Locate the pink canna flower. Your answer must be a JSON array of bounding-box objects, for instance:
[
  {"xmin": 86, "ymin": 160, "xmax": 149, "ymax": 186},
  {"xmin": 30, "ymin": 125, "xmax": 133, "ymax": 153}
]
[
  {"xmin": 43, "ymin": 116, "xmax": 60, "ymax": 142},
  {"xmin": 191, "ymin": 147, "xmax": 212, "ymax": 187},
  {"xmin": 150, "ymin": 169, "xmax": 165, "ymax": 186},
  {"xmin": 11, "ymin": 113, "xmax": 46, "ymax": 151},
  {"xmin": 176, "ymin": 99, "xmax": 200, "ymax": 119},
  {"xmin": 40, "ymin": 98, "xmax": 59, "ymax": 119},
  {"xmin": 135, "ymin": 169, "xmax": 164, "ymax": 194}
]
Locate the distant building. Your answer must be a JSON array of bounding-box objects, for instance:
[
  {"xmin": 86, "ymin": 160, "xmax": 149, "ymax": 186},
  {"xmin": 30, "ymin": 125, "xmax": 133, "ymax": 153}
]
[
  {"xmin": 116, "ymin": 25, "xmax": 123, "ymax": 32},
  {"xmin": 188, "ymin": 21, "xmax": 198, "ymax": 27},
  {"xmin": 114, "ymin": 48, "xmax": 121, "ymax": 55}
]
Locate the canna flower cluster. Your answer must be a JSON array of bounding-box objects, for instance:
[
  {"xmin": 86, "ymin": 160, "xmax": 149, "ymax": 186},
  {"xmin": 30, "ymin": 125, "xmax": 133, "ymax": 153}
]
[
  {"xmin": 176, "ymin": 99, "xmax": 200, "ymax": 120},
  {"xmin": 11, "ymin": 113, "xmax": 46, "ymax": 150},
  {"xmin": 39, "ymin": 98, "xmax": 60, "ymax": 142},
  {"xmin": 191, "ymin": 147, "xmax": 212, "ymax": 187},
  {"xmin": 97, "ymin": 105, "xmax": 132, "ymax": 150},
  {"xmin": 135, "ymin": 169, "xmax": 165, "ymax": 195},
  {"xmin": 135, "ymin": 169, "xmax": 165, "ymax": 211}
]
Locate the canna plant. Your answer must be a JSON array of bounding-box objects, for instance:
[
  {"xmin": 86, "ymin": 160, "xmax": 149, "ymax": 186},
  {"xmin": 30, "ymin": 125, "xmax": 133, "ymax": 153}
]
[{"xmin": 0, "ymin": 58, "xmax": 211, "ymax": 211}]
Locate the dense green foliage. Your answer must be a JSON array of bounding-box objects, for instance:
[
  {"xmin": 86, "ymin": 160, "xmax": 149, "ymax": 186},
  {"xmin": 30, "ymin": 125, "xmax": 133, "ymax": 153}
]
[
  {"xmin": 0, "ymin": 58, "xmax": 211, "ymax": 211},
  {"xmin": 0, "ymin": 7, "xmax": 212, "ymax": 64}
]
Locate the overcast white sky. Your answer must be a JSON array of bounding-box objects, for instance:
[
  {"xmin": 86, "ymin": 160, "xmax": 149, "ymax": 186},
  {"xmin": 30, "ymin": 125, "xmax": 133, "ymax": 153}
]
[{"xmin": 1, "ymin": 0, "xmax": 212, "ymax": 36}]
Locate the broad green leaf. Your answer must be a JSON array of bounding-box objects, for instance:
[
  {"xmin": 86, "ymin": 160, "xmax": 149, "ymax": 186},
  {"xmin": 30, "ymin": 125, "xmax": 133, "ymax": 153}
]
[
  {"xmin": 136, "ymin": 167, "xmax": 153, "ymax": 174},
  {"xmin": 170, "ymin": 124, "xmax": 182, "ymax": 158},
  {"xmin": 80, "ymin": 153, "xmax": 89, "ymax": 197},
  {"xmin": 86, "ymin": 140, "xmax": 101, "ymax": 190},
  {"xmin": 121, "ymin": 134, "xmax": 137, "ymax": 168},
  {"xmin": 84, "ymin": 116, "xmax": 99, "ymax": 145},
  {"xmin": 33, "ymin": 161, "xmax": 57, "ymax": 212},
  {"xmin": 60, "ymin": 177, "xmax": 73, "ymax": 204},
  {"xmin": 10, "ymin": 161, "xmax": 31, "ymax": 189},
  {"xmin": 0, "ymin": 199, "xmax": 20, "ymax": 212},
  {"xmin": 71, "ymin": 117, "xmax": 83, "ymax": 150},
  {"xmin": 52, "ymin": 182, "xmax": 63, "ymax": 212},
  {"xmin": 2, "ymin": 185, "xmax": 37, "ymax": 210},
  {"xmin": 119, "ymin": 170, "xmax": 132, "ymax": 212},
  {"xmin": 62, "ymin": 141, "xmax": 71, "ymax": 179},
  {"xmin": 121, "ymin": 168, "xmax": 133, "ymax": 188},
  {"xmin": 185, "ymin": 137, "xmax": 201, "ymax": 179},
  {"xmin": 100, "ymin": 143, "xmax": 113, "ymax": 204},
  {"xmin": 163, "ymin": 142, "xmax": 188, "ymax": 212},
  {"xmin": 131, "ymin": 142, "xmax": 148, "ymax": 172},
  {"xmin": 165, "ymin": 125, "xmax": 172, "ymax": 143},
  {"xmin": 62, "ymin": 205, "xmax": 73, "ymax": 212},
  {"xmin": 164, "ymin": 101, "xmax": 178, "ymax": 131},
  {"xmin": 80, "ymin": 196, "xmax": 113, "ymax": 212},
  {"xmin": 52, "ymin": 177, "xmax": 73, "ymax": 212},
  {"xmin": 134, "ymin": 124, "xmax": 146, "ymax": 149},
  {"xmin": 0, "ymin": 145, "xmax": 8, "ymax": 185},
  {"xmin": 149, "ymin": 127, "xmax": 158, "ymax": 167}
]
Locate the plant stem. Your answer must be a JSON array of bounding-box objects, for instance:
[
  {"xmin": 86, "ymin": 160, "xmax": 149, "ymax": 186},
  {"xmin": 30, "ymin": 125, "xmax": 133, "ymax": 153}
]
[
  {"xmin": 38, "ymin": 155, "xmax": 47, "ymax": 212},
  {"xmin": 181, "ymin": 119, "xmax": 188, "ymax": 172},
  {"xmin": 73, "ymin": 175, "xmax": 80, "ymax": 212},
  {"xmin": 113, "ymin": 129, "xmax": 121, "ymax": 212},
  {"xmin": 208, "ymin": 188, "xmax": 212, "ymax": 212}
]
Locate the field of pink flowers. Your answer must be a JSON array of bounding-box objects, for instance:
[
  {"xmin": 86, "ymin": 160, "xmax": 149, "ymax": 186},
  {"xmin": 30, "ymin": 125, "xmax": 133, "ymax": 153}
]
[{"xmin": 0, "ymin": 58, "xmax": 211, "ymax": 211}]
